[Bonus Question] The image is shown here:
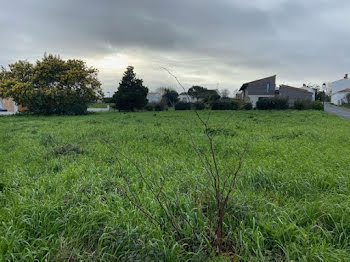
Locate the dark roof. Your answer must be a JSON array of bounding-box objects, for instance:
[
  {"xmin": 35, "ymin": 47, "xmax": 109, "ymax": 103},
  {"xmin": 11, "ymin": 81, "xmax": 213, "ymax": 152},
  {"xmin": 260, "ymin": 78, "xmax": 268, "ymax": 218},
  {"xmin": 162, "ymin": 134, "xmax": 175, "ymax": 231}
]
[
  {"xmin": 280, "ymin": 85, "xmax": 313, "ymax": 94},
  {"xmin": 239, "ymin": 75, "xmax": 276, "ymax": 91}
]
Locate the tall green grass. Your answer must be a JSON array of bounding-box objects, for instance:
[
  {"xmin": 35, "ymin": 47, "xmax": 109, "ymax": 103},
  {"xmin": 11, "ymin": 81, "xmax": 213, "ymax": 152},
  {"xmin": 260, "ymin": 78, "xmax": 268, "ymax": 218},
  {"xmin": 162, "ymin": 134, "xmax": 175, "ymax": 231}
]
[{"xmin": 1, "ymin": 110, "xmax": 350, "ymax": 261}]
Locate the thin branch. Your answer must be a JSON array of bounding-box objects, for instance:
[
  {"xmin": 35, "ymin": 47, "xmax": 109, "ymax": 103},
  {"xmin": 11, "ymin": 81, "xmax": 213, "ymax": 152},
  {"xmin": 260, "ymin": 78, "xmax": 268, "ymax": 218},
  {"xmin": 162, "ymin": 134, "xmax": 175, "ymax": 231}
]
[
  {"xmin": 220, "ymin": 144, "xmax": 248, "ymax": 197},
  {"xmin": 222, "ymin": 146, "xmax": 248, "ymax": 207},
  {"xmin": 114, "ymin": 158, "xmax": 165, "ymax": 229}
]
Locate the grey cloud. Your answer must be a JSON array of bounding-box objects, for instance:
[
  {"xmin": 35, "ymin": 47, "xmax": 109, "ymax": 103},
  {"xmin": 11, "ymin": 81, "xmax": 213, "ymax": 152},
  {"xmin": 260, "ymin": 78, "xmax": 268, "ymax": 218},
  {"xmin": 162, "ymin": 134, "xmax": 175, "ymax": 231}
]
[{"xmin": 0, "ymin": 0, "xmax": 349, "ymax": 92}]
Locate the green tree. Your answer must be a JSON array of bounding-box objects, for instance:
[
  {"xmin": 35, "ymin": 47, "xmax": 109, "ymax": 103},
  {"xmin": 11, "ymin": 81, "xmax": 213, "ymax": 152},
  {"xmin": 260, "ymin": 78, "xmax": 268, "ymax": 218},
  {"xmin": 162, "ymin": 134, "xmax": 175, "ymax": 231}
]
[
  {"xmin": 203, "ymin": 89, "xmax": 220, "ymax": 103},
  {"xmin": 113, "ymin": 66, "xmax": 148, "ymax": 111},
  {"xmin": 188, "ymin": 85, "xmax": 206, "ymax": 99},
  {"xmin": 188, "ymin": 85, "xmax": 220, "ymax": 103},
  {"xmin": 162, "ymin": 88, "xmax": 179, "ymax": 106},
  {"xmin": 0, "ymin": 54, "xmax": 102, "ymax": 115}
]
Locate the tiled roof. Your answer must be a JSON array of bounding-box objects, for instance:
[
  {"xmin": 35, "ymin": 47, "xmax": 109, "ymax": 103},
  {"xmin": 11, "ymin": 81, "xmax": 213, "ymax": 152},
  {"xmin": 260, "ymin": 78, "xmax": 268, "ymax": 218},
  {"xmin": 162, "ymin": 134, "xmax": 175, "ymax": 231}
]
[
  {"xmin": 280, "ymin": 85, "xmax": 313, "ymax": 94},
  {"xmin": 338, "ymin": 88, "xmax": 350, "ymax": 93}
]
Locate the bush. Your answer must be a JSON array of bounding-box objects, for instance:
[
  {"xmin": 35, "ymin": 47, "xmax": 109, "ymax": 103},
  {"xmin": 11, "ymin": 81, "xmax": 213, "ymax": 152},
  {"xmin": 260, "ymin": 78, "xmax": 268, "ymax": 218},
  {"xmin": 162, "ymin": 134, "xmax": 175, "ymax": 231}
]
[
  {"xmin": 294, "ymin": 99, "xmax": 312, "ymax": 110},
  {"xmin": 67, "ymin": 103, "xmax": 88, "ymax": 115},
  {"xmin": 144, "ymin": 104, "xmax": 154, "ymax": 111},
  {"xmin": 193, "ymin": 102, "xmax": 205, "ymax": 110},
  {"xmin": 103, "ymin": 97, "xmax": 113, "ymax": 103},
  {"xmin": 154, "ymin": 103, "xmax": 165, "ymax": 111},
  {"xmin": 243, "ymin": 102, "xmax": 253, "ymax": 110},
  {"xmin": 175, "ymin": 102, "xmax": 191, "ymax": 110},
  {"xmin": 256, "ymin": 97, "xmax": 289, "ymax": 110},
  {"xmin": 312, "ymin": 100, "xmax": 324, "ymax": 110},
  {"xmin": 211, "ymin": 100, "xmax": 239, "ymax": 110}
]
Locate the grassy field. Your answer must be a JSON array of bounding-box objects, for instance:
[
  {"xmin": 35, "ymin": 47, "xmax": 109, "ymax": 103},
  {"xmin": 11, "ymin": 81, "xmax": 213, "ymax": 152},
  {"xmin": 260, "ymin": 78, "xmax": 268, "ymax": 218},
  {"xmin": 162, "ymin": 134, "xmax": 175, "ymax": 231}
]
[
  {"xmin": 1, "ymin": 110, "xmax": 350, "ymax": 261},
  {"xmin": 88, "ymin": 103, "xmax": 112, "ymax": 108}
]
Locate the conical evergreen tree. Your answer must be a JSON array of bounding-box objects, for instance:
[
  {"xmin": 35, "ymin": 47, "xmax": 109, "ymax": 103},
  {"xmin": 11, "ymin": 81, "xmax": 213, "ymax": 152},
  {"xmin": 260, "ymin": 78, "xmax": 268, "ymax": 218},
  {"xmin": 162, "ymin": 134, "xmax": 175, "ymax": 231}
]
[{"xmin": 113, "ymin": 66, "xmax": 148, "ymax": 111}]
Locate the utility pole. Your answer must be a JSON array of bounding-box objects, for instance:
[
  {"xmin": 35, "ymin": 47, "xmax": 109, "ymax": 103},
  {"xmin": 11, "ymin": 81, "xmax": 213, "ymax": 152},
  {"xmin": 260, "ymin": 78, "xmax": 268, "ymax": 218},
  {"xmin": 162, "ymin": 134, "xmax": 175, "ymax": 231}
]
[{"xmin": 322, "ymin": 83, "xmax": 326, "ymax": 110}]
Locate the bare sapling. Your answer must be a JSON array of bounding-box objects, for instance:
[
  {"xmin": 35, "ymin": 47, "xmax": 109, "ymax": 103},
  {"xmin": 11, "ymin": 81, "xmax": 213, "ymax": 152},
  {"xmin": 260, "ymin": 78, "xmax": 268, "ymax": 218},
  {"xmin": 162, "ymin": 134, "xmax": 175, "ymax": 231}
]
[
  {"xmin": 163, "ymin": 68, "xmax": 247, "ymax": 254},
  {"xmin": 105, "ymin": 68, "xmax": 247, "ymax": 255}
]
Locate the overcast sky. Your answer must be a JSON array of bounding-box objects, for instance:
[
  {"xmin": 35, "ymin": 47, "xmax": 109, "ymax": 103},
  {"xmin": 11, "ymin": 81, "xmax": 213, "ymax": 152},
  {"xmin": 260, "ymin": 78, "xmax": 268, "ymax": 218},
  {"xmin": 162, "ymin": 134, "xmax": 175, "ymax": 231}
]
[{"xmin": 1, "ymin": 0, "xmax": 349, "ymax": 95}]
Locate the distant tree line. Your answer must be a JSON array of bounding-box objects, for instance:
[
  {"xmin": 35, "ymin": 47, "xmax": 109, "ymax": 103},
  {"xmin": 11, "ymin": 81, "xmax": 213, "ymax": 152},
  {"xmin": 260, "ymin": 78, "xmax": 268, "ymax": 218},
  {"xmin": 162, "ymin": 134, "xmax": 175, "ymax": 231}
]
[
  {"xmin": 0, "ymin": 58, "xmax": 326, "ymax": 114},
  {"xmin": 109, "ymin": 66, "xmax": 255, "ymax": 111}
]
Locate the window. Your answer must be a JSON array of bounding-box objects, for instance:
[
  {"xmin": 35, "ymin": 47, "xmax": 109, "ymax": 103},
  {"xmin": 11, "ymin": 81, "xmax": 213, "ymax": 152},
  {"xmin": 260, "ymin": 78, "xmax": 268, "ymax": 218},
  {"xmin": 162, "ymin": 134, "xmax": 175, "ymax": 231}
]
[{"xmin": 266, "ymin": 83, "xmax": 270, "ymax": 93}]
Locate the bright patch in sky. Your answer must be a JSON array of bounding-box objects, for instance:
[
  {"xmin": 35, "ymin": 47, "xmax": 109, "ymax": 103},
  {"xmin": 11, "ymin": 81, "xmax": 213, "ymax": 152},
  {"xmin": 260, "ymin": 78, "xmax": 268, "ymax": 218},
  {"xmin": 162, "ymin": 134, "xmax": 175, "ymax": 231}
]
[{"xmin": 88, "ymin": 54, "xmax": 129, "ymax": 72}]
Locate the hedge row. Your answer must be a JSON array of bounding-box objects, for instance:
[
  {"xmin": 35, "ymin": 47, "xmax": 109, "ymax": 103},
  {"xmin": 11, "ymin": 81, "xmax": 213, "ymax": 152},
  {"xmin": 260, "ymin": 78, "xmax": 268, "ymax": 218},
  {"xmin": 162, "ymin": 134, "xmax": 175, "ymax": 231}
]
[
  {"xmin": 256, "ymin": 97, "xmax": 289, "ymax": 110},
  {"xmin": 175, "ymin": 100, "xmax": 252, "ymax": 111},
  {"xmin": 144, "ymin": 99, "xmax": 323, "ymax": 111},
  {"xmin": 256, "ymin": 97, "xmax": 324, "ymax": 110},
  {"xmin": 294, "ymin": 100, "xmax": 323, "ymax": 110}
]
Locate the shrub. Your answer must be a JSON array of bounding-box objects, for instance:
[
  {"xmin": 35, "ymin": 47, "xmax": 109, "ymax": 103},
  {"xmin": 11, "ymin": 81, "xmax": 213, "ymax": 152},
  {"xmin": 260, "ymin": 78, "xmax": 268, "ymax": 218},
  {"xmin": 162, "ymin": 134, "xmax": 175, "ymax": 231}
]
[
  {"xmin": 175, "ymin": 102, "xmax": 191, "ymax": 110},
  {"xmin": 103, "ymin": 97, "xmax": 113, "ymax": 103},
  {"xmin": 53, "ymin": 143, "xmax": 83, "ymax": 156},
  {"xmin": 193, "ymin": 102, "xmax": 205, "ymax": 110},
  {"xmin": 294, "ymin": 99, "xmax": 312, "ymax": 110},
  {"xmin": 144, "ymin": 104, "xmax": 154, "ymax": 111},
  {"xmin": 243, "ymin": 102, "xmax": 253, "ymax": 110},
  {"xmin": 66, "ymin": 103, "xmax": 88, "ymax": 115},
  {"xmin": 154, "ymin": 103, "xmax": 165, "ymax": 111},
  {"xmin": 312, "ymin": 100, "xmax": 324, "ymax": 110},
  {"xmin": 275, "ymin": 98, "xmax": 289, "ymax": 110},
  {"xmin": 211, "ymin": 100, "xmax": 239, "ymax": 110},
  {"xmin": 256, "ymin": 97, "xmax": 289, "ymax": 110}
]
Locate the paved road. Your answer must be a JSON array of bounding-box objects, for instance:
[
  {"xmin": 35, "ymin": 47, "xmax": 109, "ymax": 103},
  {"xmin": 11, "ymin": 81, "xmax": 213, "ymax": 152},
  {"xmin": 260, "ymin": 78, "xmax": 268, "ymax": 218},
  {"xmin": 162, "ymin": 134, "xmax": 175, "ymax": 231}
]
[{"xmin": 324, "ymin": 103, "xmax": 350, "ymax": 120}]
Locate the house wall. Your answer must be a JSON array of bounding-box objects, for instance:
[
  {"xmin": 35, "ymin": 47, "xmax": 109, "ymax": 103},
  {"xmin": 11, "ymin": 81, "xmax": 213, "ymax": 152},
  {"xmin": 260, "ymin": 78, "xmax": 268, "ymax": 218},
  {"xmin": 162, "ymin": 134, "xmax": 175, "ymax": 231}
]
[
  {"xmin": 300, "ymin": 86, "xmax": 316, "ymax": 100},
  {"xmin": 244, "ymin": 76, "xmax": 276, "ymax": 96},
  {"xmin": 87, "ymin": 105, "xmax": 110, "ymax": 112},
  {"xmin": 0, "ymin": 98, "xmax": 16, "ymax": 112},
  {"xmin": 331, "ymin": 79, "xmax": 350, "ymax": 95},
  {"xmin": 178, "ymin": 94, "xmax": 197, "ymax": 103},
  {"xmin": 0, "ymin": 97, "xmax": 26, "ymax": 113},
  {"xmin": 246, "ymin": 94, "xmax": 274, "ymax": 108},
  {"xmin": 331, "ymin": 92, "xmax": 350, "ymax": 105},
  {"xmin": 279, "ymin": 86, "xmax": 313, "ymax": 106}
]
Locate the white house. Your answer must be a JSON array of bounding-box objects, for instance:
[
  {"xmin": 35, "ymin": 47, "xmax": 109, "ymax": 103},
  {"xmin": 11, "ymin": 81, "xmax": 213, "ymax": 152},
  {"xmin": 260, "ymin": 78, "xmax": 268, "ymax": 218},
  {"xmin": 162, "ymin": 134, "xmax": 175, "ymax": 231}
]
[
  {"xmin": 0, "ymin": 97, "xmax": 23, "ymax": 114},
  {"xmin": 330, "ymin": 74, "xmax": 350, "ymax": 105},
  {"xmin": 300, "ymin": 84, "xmax": 316, "ymax": 100},
  {"xmin": 331, "ymin": 89, "xmax": 350, "ymax": 105},
  {"xmin": 178, "ymin": 92, "xmax": 198, "ymax": 103},
  {"xmin": 146, "ymin": 92, "xmax": 162, "ymax": 103}
]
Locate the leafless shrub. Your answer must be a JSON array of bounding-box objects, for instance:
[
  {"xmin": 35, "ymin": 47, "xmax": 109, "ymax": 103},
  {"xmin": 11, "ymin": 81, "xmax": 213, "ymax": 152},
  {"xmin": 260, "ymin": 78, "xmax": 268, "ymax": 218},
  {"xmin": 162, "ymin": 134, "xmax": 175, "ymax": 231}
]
[{"xmin": 106, "ymin": 69, "xmax": 247, "ymax": 255}]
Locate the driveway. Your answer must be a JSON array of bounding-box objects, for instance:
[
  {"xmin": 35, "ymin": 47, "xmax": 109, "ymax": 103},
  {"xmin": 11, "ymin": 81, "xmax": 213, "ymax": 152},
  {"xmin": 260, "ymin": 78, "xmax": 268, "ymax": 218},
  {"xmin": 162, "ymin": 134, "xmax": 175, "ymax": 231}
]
[{"xmin": 324, "ymin": 103, "xmax": 350, "ymax": 120}]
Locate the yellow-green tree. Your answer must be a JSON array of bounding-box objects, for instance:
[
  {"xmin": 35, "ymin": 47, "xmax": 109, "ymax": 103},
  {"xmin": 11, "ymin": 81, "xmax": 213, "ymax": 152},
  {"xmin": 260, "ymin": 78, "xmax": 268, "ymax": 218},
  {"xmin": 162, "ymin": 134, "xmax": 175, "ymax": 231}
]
[{"xmin": 0, "ymin": 54, "xmax": 102, "ymax": 115}]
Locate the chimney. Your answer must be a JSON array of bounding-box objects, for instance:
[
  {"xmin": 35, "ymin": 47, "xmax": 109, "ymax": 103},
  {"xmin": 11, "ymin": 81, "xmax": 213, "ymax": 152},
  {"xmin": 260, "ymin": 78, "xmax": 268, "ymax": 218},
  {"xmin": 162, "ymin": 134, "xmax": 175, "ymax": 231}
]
[{"xmin": 345, "ymin": 74, "xmax": 348, "ymax": 79}]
